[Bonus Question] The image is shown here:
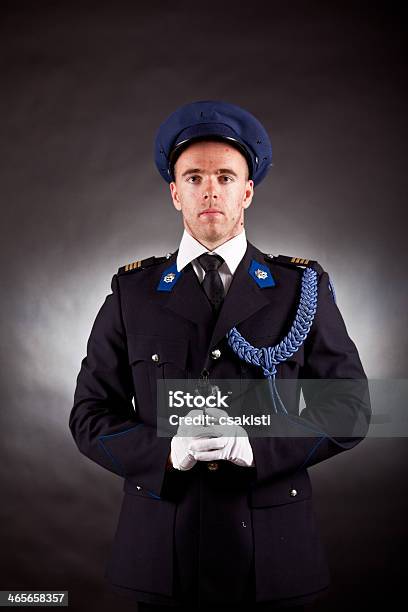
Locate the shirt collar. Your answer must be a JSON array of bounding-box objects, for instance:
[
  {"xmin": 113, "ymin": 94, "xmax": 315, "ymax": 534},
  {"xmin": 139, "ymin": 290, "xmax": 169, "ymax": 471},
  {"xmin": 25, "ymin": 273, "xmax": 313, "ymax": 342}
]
[{"xmin": 176, "ymin": 228, "xmax": 247, "ymax": 274}]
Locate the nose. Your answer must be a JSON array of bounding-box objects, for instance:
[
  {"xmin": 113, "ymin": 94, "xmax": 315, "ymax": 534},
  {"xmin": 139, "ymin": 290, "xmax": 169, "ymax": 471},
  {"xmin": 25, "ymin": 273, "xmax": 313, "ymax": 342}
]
[
  {"xmin": 203, "ymin": 192, "xmax": 218, "ymax": 201},
  {"xmin": 202, "ymin": 177, "xmax": 218, "ymax": 201}
]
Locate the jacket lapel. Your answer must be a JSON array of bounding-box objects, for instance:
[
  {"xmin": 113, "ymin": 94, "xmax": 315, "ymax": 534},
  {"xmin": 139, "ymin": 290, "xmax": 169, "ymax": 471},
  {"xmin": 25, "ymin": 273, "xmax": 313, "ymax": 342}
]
[
  {"xmin": 209, "ymin": 241, "xmax": 271, "ymax": 348},
  {"xmin": 163, "ymin": 251, "xmax": 213, "ymax": 326}
]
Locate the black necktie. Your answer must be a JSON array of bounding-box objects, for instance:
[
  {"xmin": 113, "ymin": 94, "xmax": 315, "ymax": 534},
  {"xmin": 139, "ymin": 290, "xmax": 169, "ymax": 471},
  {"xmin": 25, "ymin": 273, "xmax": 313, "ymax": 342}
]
[{"xmin": 197, "ymin": 253, "xmax": 225, "ymax": 314}]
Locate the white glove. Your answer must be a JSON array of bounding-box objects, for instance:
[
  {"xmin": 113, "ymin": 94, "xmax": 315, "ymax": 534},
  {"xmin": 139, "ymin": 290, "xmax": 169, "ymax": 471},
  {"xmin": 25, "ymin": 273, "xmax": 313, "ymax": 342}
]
[
  {"xmin": 189, "ymin": 407, "xmax": 255, "ymax": 468},
  {"xmin": 170, "ymin": 409, "xmax": 225, "ymax": 471}
]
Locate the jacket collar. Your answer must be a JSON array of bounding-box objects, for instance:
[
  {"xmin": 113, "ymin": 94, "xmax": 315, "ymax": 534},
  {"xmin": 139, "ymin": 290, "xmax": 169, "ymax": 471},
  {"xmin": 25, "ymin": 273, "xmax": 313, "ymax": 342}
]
[{"xmin": 163, "ymin": 241, "xmax": 271, "ymax": 345}]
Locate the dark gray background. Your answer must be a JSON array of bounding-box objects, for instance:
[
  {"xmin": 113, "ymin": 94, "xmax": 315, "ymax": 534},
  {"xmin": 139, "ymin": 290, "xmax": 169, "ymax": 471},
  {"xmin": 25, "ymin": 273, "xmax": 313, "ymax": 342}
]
[{"xmin": 1, "ymin": 1, "xmax": 407, "ymax": 610}]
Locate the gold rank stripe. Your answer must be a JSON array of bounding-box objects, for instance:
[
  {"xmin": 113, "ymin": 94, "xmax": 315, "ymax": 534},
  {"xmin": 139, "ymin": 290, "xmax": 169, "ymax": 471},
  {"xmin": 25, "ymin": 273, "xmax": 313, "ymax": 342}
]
[
  {"xmin": 290, "ymin": 257, "xmax": 310, "ymax": 265},
  {"xmin": 124, "ymin": 260, "xmax": 142, "ymax": 271}
]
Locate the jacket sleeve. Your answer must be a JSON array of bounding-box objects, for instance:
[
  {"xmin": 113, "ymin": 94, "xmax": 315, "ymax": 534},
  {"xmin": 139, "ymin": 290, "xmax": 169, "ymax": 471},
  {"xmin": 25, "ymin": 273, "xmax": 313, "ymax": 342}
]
[
  {"xmin": 69, "ymin": 273, "xmax": 171, "ymax": 498},
  {"xmin": 249, "ymin": 270, "xmax": 372, "ymax": 484}
]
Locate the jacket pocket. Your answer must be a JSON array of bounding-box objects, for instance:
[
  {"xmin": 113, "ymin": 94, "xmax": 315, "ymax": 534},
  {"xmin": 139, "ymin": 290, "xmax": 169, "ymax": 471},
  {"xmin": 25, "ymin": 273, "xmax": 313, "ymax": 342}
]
[
  {"xmin": 249, "ymin": 469, "xmax": 330, "ymax": 601},
  {"xmin": 249, "ymin": 468, "xmax": 312, "ymax": 507},
  {"xmin": 106, "ymin": 487, "xmax": 177, "ymax": 596},
  {"xmin": 128, "ymin": 334, "xmax": 189, "ymax": 376},
  {"xmin": 127, "ymin": 334, "xmax": 189, "ymax": 412}
]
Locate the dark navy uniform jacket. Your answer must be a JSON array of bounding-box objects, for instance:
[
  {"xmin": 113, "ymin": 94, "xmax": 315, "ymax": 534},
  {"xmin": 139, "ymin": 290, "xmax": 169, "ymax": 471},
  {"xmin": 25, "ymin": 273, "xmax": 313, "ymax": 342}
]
[{"xmin": 69, "ymin": 241, "xmax": 371, "ymax": 608}]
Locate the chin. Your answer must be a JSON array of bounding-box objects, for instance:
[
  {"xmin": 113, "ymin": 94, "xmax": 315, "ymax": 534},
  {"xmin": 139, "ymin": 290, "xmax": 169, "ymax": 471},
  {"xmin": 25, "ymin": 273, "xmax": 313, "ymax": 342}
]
[{"xmin": 202, "ymin": 230, "xmax": 224, "ymax": 243}]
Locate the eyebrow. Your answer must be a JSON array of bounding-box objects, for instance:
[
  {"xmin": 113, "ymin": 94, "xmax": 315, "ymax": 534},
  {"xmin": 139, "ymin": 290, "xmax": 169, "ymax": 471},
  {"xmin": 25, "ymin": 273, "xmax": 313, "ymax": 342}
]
[{"xmin": 181, "ymin": 167, "xmax": 238, "ymax": 178}]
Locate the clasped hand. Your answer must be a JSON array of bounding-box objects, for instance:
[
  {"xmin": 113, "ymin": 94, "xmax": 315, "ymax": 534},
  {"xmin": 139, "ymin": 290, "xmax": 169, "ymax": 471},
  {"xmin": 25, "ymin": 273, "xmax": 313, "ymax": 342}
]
[{"xmin": 170, "ymin": 407, "xmax": 254, "ymax": 471}]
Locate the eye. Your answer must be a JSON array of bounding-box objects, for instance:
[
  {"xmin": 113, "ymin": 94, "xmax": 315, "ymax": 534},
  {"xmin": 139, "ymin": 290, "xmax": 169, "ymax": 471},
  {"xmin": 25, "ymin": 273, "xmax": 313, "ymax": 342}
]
[
  {"xmin": 186, "ymin": 175, "xmax": 201, "ymax": 183},
  {"xmin": 219, "ymin": 175, "xmax": 233, "ymax": 183}
]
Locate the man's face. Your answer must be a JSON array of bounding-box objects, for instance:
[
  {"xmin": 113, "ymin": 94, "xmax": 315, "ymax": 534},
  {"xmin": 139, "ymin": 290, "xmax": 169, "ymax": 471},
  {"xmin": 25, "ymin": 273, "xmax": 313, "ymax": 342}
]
[{"xmin": 169, "ymin": 140, "xmax": 254, "ymax": 248}]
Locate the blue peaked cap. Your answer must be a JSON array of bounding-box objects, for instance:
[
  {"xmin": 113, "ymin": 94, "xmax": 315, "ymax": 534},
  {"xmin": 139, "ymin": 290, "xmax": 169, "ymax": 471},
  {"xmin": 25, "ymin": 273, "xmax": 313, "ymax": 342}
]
[{"xmin": 154, "ymin": 100, "xmax": 272, "ymax": 187}]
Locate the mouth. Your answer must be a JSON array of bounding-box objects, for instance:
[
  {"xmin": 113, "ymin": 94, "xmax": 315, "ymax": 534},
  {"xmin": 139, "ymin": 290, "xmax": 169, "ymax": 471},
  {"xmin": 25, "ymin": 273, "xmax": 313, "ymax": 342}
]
[{"xmin": 199, "ymin": 209, "xmax": 224, "ymax": 217}]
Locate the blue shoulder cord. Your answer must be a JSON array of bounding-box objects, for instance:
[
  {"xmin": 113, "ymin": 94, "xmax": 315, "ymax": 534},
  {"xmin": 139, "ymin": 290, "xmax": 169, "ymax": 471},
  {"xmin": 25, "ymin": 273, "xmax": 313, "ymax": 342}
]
[{"xmin": 226, "ymin": 266, "xmax": 318, "ymax": 416}]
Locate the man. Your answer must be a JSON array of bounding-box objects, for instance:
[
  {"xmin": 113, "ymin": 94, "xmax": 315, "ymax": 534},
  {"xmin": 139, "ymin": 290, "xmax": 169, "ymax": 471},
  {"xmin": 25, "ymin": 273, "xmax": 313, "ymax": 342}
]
[{"xmin": 70, "ymin": 100, "xmax": 371, "ymax": 611}]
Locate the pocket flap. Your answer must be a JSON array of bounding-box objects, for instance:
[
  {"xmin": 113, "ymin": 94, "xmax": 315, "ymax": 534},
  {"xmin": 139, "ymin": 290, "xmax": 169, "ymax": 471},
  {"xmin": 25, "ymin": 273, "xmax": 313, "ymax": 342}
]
[
  {"xmin": 250, "ymin": 469, "xmax": 312, "ymax": 507},
  {"xmin": 127, "ymin": 333, "xmax": 189, "ymax": 369},
  {"xmin": 123, "ymin": 478, "xmax": 162, "ymax": 500}
]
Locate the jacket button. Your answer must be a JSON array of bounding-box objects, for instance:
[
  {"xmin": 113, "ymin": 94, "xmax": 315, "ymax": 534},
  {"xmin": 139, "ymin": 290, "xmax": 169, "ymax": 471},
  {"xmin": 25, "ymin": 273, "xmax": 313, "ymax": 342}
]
[
  {"xmin": 207, "ymin": 461, "xmax": 219, "ymax": 471},
  {"xmin": 151, "ymin": 354, "xmax": 160, "ymax": 362},
  {"xmin": 211, "ymin": 349, "xmax": 221, "ymax": 360},
  {"xmin": 289, "ymin": 488, "xmax": 298, "ymax": 497}
]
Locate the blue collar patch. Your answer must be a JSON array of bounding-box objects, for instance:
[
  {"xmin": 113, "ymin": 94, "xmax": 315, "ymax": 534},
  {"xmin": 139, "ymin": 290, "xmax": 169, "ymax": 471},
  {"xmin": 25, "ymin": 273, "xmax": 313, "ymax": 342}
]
[
  {"xmin": 157, "ymin": 263, "xmax": 182, "ymax": 292},
  {"xmin": 248, "ymin": 259, "xmax": 276, "ymax": 288}
]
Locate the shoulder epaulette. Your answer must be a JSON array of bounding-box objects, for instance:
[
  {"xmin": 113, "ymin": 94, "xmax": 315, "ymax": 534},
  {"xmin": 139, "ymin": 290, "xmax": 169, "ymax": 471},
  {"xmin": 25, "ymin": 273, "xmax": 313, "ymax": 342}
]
[
  {"xmin": 264, "ymin": 253, "xmax": 325, "ymax": 276},
  {"xmin": 118, "ymin": 254, "xmax": 172, "ymax": 275}
]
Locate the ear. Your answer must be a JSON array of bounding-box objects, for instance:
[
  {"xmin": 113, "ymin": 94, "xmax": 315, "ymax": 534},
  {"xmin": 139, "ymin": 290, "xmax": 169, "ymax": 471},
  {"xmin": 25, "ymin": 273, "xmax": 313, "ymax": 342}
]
[
  {"xmin": 170, "ymin": 181, "xmax": 182, "ymax": 211},
  {"xmin": 243, "ymin": 179, "xmax": 254, "ymax": 209}
]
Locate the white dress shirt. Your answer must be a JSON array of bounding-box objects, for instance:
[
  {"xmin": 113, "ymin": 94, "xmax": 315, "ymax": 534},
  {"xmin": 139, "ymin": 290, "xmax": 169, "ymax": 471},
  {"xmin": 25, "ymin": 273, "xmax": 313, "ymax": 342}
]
[{"xmin": 176, "ymin": 229, "xmax": 247, "ymax": 295}]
